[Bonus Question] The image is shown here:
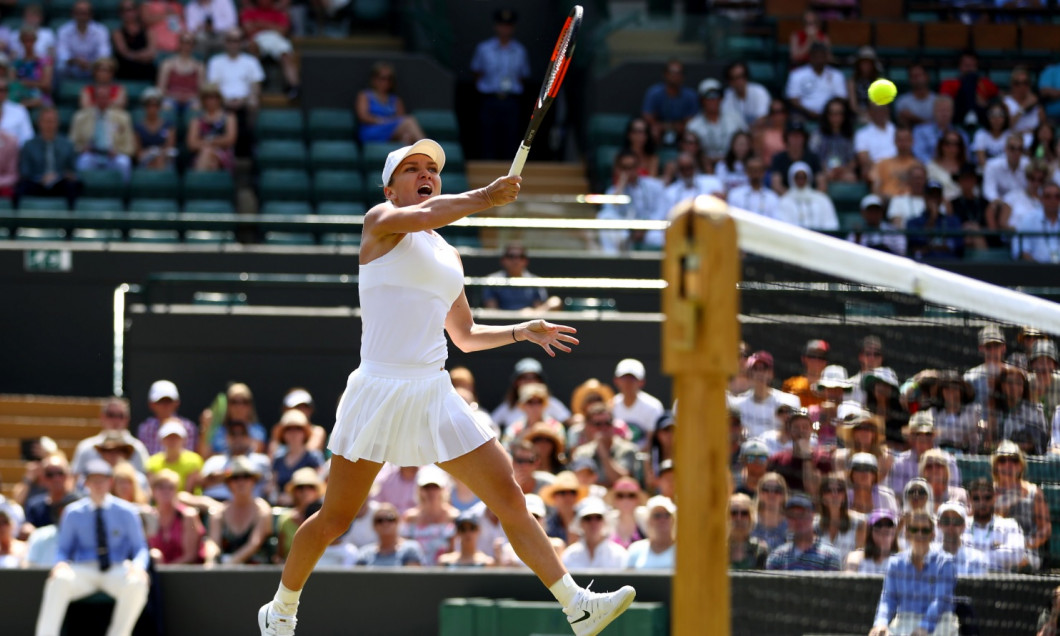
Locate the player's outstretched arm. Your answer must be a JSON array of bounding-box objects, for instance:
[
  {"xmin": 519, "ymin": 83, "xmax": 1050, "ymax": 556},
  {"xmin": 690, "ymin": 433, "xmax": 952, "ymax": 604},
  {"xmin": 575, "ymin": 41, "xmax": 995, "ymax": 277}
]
[{"xmin": 446, "ymin": 290, "xmax": 578, "ymax": 356}]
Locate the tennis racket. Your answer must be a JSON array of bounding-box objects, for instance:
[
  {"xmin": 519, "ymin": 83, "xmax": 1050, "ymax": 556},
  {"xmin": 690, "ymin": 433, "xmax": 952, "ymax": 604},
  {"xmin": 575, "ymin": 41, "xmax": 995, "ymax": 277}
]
[{"xmin": 507, "ymin": 5, "xmax": 583, "ymax": 177}]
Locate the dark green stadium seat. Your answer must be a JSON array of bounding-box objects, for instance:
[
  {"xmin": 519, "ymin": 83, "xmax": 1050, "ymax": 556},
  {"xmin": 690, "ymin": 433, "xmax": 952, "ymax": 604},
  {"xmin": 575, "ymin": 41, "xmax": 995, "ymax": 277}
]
[
  {"xmin": 256, "ymin": 140, "xmax": 307, "ymax": 172},
  {"xmin": 80, "ymin": 170, "xmax": 127, "ymax": 199},
  {"xmin": 964, "ymin": 248, "xmax": 1013, "ymax": 263},
  {"xmin": 1026, "ymin": 457, "xmax": 1060, "ymax": 485},
  {"xmin": 129, "ymin": 169, "xmax": 180, "ymax": 200},
  {"xmin": 439, "ymin": 143, "xmax": 465, "ymax": 172},
  {"xmin": 317, "ymin": 201, "xmax": 367, "ymax": 216},
  {"xmin": 256, "ymin": 109, "xmax": 305, "ymax": 141},
  {"xmin": 827, "ymin": 182, "xmax": 869, "ymax": 215},
  {"xmin": 183, "ymin": 171, "xmax": 235, "ymax": 201},
  {"xmin": 124, "ymin": 81, "xmax": 153, "ymax": 103},
  {"xmin": 441, "ymin": 173, "xmax": 469, "ymax": 195},
  {"xmin": 956, "ymin": 455, "xmax": 992, "ymax": 487},
  {"xmin": 91, "ymin": 0, "xmax": 122, "ymax": 19},
  {"xmin": 0, "ymin": 198, "xmax": 12, "ymax": 212},
  {"xmin": 261, "ymin": 201, "xmax": 313, "ymax": 215},
  {"xmin": 361, "ymin": 142, "xmax": 402, "ymax": 173},
  {"xmin": 18, "ymin": 196, "xmax": 69, "ymax": 212},
  {"xmin": 185, "ymin": 230, "xmax": 236, "ymax": 243},
  {"xmin": 352, "ymin": 0, "xmax": 390, "ymax": 22},
  {"xmin": 260, "ymin": 169, "xmax": 311, "ymax": 203},
  {"xmin": 309, "ymin": 141, "xmax": 359, "ymax": 173},
  {"xmin": 57, "ymin": 80, "xmax": 89, "ymax": 107},
  {"xmin": 264, "ymin": 231, "xmax": 316, "ymax": 245},
  {"xmin": 844, "ymin": 301, "xmax": 896, "ymax": 317},
  {"xmin": 74, "ymin": 198, "xmax": 124, "ymax": 214},
  {"xmin": 594, "ymin": 145, "xmax": 621, "ymax": 187},
  {"xmin": 564, "ymin": 297, "xmax": 617, "ymax": 311},
  {"xmin": 184, "ymin": 200, "xmax": 235, "ymax": 214},
  {"xmin": 127, "ymin": 229, "xmax": 180, "ymax": 243},
  {"xmin": 725, "ymin": 34, "xmax": 772, "ymax": 60},
  {"xmin": 307, "ymin": 108, "xmax": 356, "ymax": 142},
  {"xmin": 71, "ymin": 228, "xmax": 123, "ymax": 241},
  {"xmin": 15, "ymin": 227, "xmax": 67, "ymax": 240},
  {"xmin": 128, "ymin": 199, "xmax": 179, "ymax": 214},
  {"xmin": 839, "ymin": 212, "xmax": 861, "ymax": 232},
  {"xmin": 314, "ymin": 170, "xmax": 364, "ymax": 204},
  {"xmin": 320, "ymin": 232, "xmax": 361, "ymax": 246},
  {"xmin": 747, "ymin": 61, "xmax": 779, "ymax": 93},
  {"xmin": 414, "ymin": 110, "xmax": 459, "ymax": 141},
  {"xmin": 587, "ymin": 114, "xmax": 630, "ymax": 149}
]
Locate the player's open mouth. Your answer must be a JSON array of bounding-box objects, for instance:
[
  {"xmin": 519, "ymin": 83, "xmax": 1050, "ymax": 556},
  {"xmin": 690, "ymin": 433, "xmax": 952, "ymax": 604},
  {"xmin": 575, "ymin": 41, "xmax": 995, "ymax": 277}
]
[{"xmin": 417, "ymin": 184, "xmax": 433, "ymax": 196}]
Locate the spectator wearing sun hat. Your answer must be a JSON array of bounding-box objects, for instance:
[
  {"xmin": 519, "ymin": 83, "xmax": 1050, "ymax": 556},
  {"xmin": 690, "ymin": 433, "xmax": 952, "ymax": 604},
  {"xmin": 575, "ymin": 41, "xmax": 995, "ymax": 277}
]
[
  {"xmin": 562, "ymin": 497, "xmax": 628, "ymax": 570},
  {"xmin": 782, "ymin": 339, "xmax": 832, "ymax": 408},
  {"xmin": 495, "ymin": 493, "xmax": 566, "ymax": 566},
  {"xmin": 611, "ymin": 358, "xmax": 665, "ymax": 450},
  {"xmin": 270, "ymin": 410, "xmax": 324, "ymax": 506},
  {"xmin": 274, "ymin": 467, "xmax": 323, "ymax": 561},
  {"xmin": 136, "ymin": 380, "xmax": 198, "ymax": 455},
  {"xmin": 861, "ymin": 366, "xmax": 908, "ymax": 447},
  {"xmin": 145, "ymin": 418, "xmax": 204, "ymax": 492},
  {"xmin": 887, "ymin": 411, "xmax": 961, "ymax": 504},
  {"xmin": 626, "ymin": 495, "xmax": 676, "ymax": 569},
  {"xmin": 503, "ymin": 382, "xmax": 564, "ymax": 446},
  {"xmin": 1027, "ymin": 340, "xmax": 1060, "ymax": 430},
  {"xmin": 731, "ymin": 350, "xmax": 802, "ymax": 441},
  {"xmin": 540, "ymin": 471, "xmax": 587, "ymax": 545},
  {"xmin": 278, "ymin": 387, "xmax": 328, "ymax": 453},
  {"xmin": 809, "ymin": 364, "xmax": 852, "ymax": 447},
  {"xmin": 930, "ymin": 370, "xmax": 981, "ymax": 453},
  {"xmin": 491, "ymin": 358, "xmax": 571, "ymax": 432},
  {"xmin": 964, "ymin": 325, "xmax": 1008, "ymax": 414}
]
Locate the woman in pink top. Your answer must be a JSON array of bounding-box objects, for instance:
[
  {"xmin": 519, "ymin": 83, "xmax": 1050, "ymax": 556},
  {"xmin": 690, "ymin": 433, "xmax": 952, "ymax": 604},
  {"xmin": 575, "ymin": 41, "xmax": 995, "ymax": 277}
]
[
  {"xmin": 157, "ymin": 32, "xmax": 204, "ymax": 115},
  {"xmin": 141, "ymin": 0, "xmax": 184, "ymax": 53}
]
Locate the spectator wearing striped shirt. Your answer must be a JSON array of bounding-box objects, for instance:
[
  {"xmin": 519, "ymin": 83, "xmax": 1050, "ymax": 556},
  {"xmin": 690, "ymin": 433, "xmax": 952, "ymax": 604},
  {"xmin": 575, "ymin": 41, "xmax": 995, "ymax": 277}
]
[{"xmin": 765, "ymin": 493, "xmax": 841, "ymax": 571}]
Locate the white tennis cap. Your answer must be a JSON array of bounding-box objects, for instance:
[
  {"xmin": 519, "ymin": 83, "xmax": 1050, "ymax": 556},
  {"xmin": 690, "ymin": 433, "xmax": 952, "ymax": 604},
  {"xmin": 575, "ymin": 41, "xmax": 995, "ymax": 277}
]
[
  {"xmin": 380, "ymin": 139, "xmax": 446, "ymax": 187},
  {"xmin": 158, "ymin": 420, "xmax": 187, "ymax": 439},
  {"xmin": 149, "ymin": 380, "xmax": 180, "ymax": 402},
  {"xmin": 283, "ymin": 389, "xmax": 313, "ymax": 409},
  {"xmin": 614, "ymin": 358, "xmax": 646, "ymax": 380}
]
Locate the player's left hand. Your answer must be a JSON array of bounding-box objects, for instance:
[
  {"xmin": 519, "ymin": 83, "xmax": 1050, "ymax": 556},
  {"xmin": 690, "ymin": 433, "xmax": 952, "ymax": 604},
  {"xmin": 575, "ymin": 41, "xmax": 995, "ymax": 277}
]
[{"xmin": 518, "ymin": 319, "xmax": 579, "ymax": 357}]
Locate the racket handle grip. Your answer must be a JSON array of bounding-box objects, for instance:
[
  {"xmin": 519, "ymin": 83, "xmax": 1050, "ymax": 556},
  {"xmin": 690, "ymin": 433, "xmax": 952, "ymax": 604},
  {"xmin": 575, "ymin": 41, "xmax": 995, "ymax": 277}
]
[{"xmin": 508, "ymin": 143, "xmax": 530, "ymax": 177}]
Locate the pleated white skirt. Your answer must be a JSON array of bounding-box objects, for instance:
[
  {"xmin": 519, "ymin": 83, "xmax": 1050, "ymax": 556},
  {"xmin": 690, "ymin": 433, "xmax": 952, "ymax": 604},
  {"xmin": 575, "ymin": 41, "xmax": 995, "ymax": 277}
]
[{"xmin": 327, "ymin": 360, "xmax": 495, "ymax": 466}]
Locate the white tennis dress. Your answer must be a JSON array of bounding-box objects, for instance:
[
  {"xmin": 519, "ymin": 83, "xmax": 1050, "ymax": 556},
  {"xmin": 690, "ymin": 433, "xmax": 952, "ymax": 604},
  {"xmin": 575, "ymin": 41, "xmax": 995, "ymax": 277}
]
[{"xmin": 327, "ymin": 230, "xmax": 496, "ymax": 466}]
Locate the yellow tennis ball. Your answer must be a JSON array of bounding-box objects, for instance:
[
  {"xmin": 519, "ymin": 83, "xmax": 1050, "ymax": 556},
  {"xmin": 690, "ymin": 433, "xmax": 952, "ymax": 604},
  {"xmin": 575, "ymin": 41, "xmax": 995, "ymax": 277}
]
[{"xmin": 867, "ymin": 79, "xmax": 897, "ymax": 106}]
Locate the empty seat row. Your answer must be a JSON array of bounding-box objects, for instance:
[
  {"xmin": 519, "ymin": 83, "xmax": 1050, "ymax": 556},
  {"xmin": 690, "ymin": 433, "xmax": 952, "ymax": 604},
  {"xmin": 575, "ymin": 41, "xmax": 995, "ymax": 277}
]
[
  {"xmin": 258, "ymin": 168, "xmax": 469, "ymax": 207},
  {"xmin": 256, "ymin": 109, "xmax": 459, "ymax": 143}
]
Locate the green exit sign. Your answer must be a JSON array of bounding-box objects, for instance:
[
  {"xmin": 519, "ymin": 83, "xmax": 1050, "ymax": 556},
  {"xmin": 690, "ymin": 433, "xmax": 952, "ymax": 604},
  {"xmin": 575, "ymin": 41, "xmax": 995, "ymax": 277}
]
[{"xmin": 24, "ymin": 249, "xmax": 72, "ymax": 272}]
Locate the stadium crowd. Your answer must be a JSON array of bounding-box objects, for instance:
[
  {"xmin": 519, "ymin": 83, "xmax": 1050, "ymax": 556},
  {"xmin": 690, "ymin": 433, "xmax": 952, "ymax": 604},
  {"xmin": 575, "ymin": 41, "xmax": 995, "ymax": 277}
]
[
  {"xmin": 596, "ymin": 10, "xmax": 1060, "ymax": 262},
  {"xmin": 0, "ymin": 0, "xmax": 302, "ymax": 209},
  {"xmin": 2, "ymin": 322, "xmax": 1059, "ymax": 580}
]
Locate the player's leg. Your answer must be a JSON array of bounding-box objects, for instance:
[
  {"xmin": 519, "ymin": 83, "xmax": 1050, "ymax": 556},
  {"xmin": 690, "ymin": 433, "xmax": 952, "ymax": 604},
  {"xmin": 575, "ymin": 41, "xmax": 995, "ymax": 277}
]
[
  {"xmin": 259, "ymin": 454, "xmax": 382, "ymax": 635},
  {"xmin": 439, "ymin": 440, "xmax": 636, "ymax": 636}
]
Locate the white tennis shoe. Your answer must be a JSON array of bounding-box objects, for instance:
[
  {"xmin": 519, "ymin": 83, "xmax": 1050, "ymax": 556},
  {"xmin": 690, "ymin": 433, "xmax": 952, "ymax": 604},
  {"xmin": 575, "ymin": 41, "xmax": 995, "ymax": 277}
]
[
  {"xmin": 563, "ymin": 582, "xmax": 637, "ymax": 636},
  {"xmin": 258, "ymin": 602, "xmax": 297, "ymax": 636}
]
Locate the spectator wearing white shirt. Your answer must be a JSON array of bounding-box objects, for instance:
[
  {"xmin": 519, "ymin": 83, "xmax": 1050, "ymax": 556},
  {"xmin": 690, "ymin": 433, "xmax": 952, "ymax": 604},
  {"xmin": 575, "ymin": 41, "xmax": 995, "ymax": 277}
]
[
  {"xmin": 1013, "ymin": 180, "xmax": 1060, "ymax": 262},
  {"xmin": 847, "ymin": 194, "xmax": 907, "ymax": 256},
  {"xmin": 206, "ymin": 29, "xmax": 263, "ymax": 156},
  {"xmin": 664, "ymin": 151, "xmax": 724, "ymax": 210},
  {"xmin": 964, "ymin": 477, "xmax": 1029, "ymax": 572},
  {"xmin": 186, "ymin": 0, "xmax": 239, "ymax": 56},
  {"xmin": 894, "ymin": 63, "xmax": 936, "ymax": 128},
  {"xmin": 886, "ymin": 163, "xmax": 927, "ymax": 229},
  {"xmin": 561, "ymin": 498, "xmax": 628, "ymax": 570},
  {"xmin": 0, "ymin": 80, "xmax": 35, "ymax": 147},
  {"xmin": 7, "ymin": 5, "xmax": 56, "ymax": 60},
  {"xmin": 785, "ymin": 41, "xmax": 847, "ymax": 121},
  {"xmin": 55, "ymin": 1, "xmax": 112, "ymax": 80},
  {"xmin": 972, "ymin": 103, "xmax": 1012, "ymax": 167},
  {"xmin": 777, "ymin": 162, "xmax": 838, "ymax": 230},
  {"xmin": 855, "ymin": 103, "xmax": 897, "ymax": 178},
  {"xmin": 1000, "ymin": 160, "xmax": 1048, "ymax": 232},
  {"xmin": 936, "ymin": 501, "xmax": 988, "ymax": 576},
  {"xmin": 625, "ymin": 496, "xmax": 676, "ymax": 570},
  {"xmin": 732, "ymin": 351, "xmax": 802, "ymax": 440},
  {"xmin": 727, "ymin": 157, "xmax": 780, "ymax": 219},
  {"xmin": 610, "ymin": 358, "xmax": 665, "ymax": 450},
  {"xmin": 1003, "ymin": 66, "xmax": 1043, "ymax": 136},
  {"xmin": 596, "ymin": 150, "xmax": 669, "ymax": 253},
  {"xmin": 722, "ymin": 61, "xmax": 771, "ymax": 127},
  {"xmin": 983, "ymin": 133, "xmax": 1029, "ymax": 204},
  {"xmin": 686, "ymin": 78, "xmax": 747, "ymax": 161}
]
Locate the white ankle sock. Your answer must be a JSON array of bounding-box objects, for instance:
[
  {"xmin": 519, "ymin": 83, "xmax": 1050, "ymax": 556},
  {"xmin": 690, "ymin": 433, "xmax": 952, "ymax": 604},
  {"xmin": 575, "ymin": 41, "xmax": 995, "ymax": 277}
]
[
  {"xmin": 273, "ymin": 583, "xmax": 301, "ymax": 615},
  {"xmin": 549, "ymin": 573, "xmax": 579, "ymax": 607}
]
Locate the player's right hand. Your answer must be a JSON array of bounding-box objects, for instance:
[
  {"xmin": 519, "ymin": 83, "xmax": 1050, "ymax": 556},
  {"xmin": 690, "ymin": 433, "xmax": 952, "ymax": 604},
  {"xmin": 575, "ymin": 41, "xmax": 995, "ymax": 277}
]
[{"xmin": 482, "ymin": 176, "xmax": 522, "ymax": 207}]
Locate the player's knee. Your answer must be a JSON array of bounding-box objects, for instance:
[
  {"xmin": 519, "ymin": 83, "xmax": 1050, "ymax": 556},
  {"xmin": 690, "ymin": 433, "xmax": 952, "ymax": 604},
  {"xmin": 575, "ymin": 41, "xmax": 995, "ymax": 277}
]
[{"xmin": 316, "ymin": 508, "xmax": 356, "ymax": 539}]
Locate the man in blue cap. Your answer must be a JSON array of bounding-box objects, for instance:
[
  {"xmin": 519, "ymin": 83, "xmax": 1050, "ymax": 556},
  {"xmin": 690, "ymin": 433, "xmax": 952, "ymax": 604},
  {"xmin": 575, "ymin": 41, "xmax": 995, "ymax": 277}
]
[{"xmin": 765, "ymin": 493, "xmax": 841, "ymax": 571}]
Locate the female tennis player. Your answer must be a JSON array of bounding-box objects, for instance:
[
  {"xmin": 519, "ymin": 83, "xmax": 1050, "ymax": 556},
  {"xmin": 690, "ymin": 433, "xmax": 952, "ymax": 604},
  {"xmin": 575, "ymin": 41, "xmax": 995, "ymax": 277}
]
[{"xmin": 258, "ymin": 139, "xmax": 636, "ymax": 636}]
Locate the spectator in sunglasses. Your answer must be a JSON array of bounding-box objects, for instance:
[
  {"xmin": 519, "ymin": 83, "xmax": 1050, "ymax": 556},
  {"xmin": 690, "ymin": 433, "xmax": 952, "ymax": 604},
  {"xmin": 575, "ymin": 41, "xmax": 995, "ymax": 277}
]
[
  {"xmin": 24, "ymin": 455, "xmax": 78, "ymax": 531},
  {"xmin": 849, "ymin": 452, "xmax": 898, "ymax": 517},
  {"xmin": 846, "ymin": 508, "xmax": 899, "ymax": 574},
  {"xmin": 605, "ymin": 477, "xmax": 647, "ymax": 549},
  {"xmin": 734, "ymin": 439, "xmax": 770, "ymax": 497},
  {"xmin": 438, "ymin": 509, "xmax": 494, "ymax": 567},
  {"xmin": 766, "ymin": 493, "xmax": 840, "ymax": 571},
  {"xmin": 729, "ymin": 493, "xmax": 769, "ymax": 570},
  {"xmin": 815, "ymin": 476, "xmax": 864, "ymax": 565},
  {"xmin": 72, "ymin": 397, "xmax": 150, "ymax": 478},
  {"xmin": 626, "ymin": 495, "xmax": 675, "ymax": 570},
  {"xmin": 202, "ymin": 383, "xmax": 267, "ymax": 457},
  {"xmin": 562, "ymin": 498, "xmax": 628, "ymax": 569},
  {"xmin": 992, "ymin": 441, "xmax": 1049, "ymax": 570},
  {"xmin": 355, "ymin": 503, "xmax": 424, "ymax": 567},
  {"xmin": 751, "ymin": 472, "xmax": 789, "ymax": 551},
  {"xmin": 481, "ymin": 243, "xmax": 560, "ymax": 312},
  {"xmin": 936, "ymin": 501, "xmax": 987, "ymax": 576},
  {"xmin": 541, "ymin": 471, "xmax": 587, "ymax": 545},
  {"xmin": 504, "ymin": 383, "xmax": 563, "ymax": 445},
  {"xmin": 871, "ymin": 510, "xmax": 959, "ymax": 636},
  {"xmin": 964, "ymin": 476, "xmax": 1028, "ymax": 572}
]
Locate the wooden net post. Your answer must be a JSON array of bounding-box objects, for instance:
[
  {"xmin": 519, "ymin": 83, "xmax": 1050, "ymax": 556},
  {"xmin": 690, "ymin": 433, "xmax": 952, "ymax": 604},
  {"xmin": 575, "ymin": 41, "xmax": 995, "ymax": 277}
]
[{"xmin": 662, "ymin": 197, "xmax": 740, "ymax": 636}]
